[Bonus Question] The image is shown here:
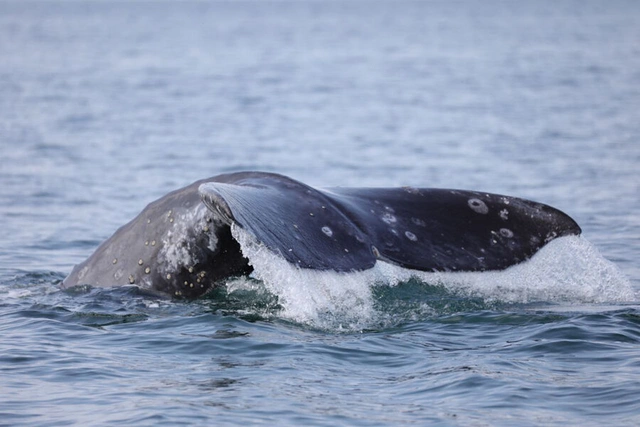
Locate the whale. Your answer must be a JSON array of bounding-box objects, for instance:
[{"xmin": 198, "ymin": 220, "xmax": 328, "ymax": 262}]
[{"xmin": 62, "ymin": 171, "xmax": 581, "ymax": 298}]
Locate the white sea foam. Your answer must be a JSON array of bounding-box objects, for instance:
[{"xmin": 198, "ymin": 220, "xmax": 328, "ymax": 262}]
[
  {"xmin": 157, "ymin": 205, "xmax": 217, "ymax": 275},
  {"xmin": 433, "ymin": 236, "xmax": 636, "ymax": 304},
  {"xmin": 231, "ymin": 224, "xmax": 636, "ymax": 328}
]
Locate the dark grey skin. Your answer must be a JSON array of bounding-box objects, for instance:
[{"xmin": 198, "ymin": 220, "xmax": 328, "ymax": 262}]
[{"xmin": 63, "ymin": 171, "xmax": 581, "ymax": 298}]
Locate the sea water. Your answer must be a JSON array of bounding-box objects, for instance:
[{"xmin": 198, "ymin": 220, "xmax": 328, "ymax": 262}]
[{"xmin": 1, "ymin": 1, "xmax": 639, "ymax": 425}]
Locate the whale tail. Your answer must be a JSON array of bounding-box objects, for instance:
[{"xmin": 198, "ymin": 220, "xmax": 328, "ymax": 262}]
[{"xmin": 200, "ymin": 172, "xmax": 581, "ymax": 273}]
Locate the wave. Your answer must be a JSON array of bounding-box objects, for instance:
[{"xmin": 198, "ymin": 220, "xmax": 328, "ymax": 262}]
[
  {"xmin": 3, "ymin": 233, "xmax": 635, "ymax": 332},
  {"xmin": 231, "ymin": 224, "xmax": 636, "ymax": 330}
]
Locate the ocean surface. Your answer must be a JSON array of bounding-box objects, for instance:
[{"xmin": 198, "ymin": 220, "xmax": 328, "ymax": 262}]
[{"xmin": 1, "ymin": 0, "xmax": 639, "ymax": 425}]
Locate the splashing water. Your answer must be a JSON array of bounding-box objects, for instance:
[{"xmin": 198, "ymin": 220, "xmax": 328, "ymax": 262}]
[
  {"xmin": 439, "ymin": 236, "xmax": 635, "ymax": 304},
  {"xmin": 231, "ymin": 224, "xmax": 635, "ymax": 330}
]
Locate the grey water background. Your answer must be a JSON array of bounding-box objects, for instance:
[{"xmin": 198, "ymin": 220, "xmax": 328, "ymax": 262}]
[{"xmin": 1, "ymin": 0, "xmax": 640, "ymax": 425}]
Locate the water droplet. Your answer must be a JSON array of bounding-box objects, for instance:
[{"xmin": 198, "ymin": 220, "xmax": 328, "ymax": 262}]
[{"xmin": 138, "ymin": 259, "xmax": 143, "ymax": 266}]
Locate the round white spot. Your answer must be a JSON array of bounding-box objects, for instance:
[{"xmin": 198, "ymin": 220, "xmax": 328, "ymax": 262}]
[
  {"xmin": 321, "ymin": 226, "xmax": 333, "ymax": 237},
  {"xmin": 382, "ymin": 213, "xmax": 397, "ymax": 224},
  {"xmin": 403, "ymin": 186, "xmax": 420, "ymax": 194},
  {"xmin": 411, "ymin": 217, "xmax": 427, "ymax": 227},
  {"xmin": 468, "ymin": 198, "xmax": 489, "ymax": 214},
  {"xmin": 500, "ymin": 228, "xmax": 514, "ymax": 238},
  {"xmin": 405, "ymin": 231, "xmax": 418, "ymax": 241},
  {"xmin": 76, "ymin": 266, "xmax": 88, "ymax": 280}
]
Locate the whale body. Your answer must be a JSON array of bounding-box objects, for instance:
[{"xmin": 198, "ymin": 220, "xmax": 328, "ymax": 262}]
[{"xmin": 62, "ymin": 172, "xmax": 581, "ymax": 298}]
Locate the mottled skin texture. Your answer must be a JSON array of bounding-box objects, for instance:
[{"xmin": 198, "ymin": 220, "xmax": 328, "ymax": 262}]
[
  {"xmin": 64, "ymin": 179, "xmax": 252, "ymax": 298},
  {"xmin": 63, "ymin": 172, "xmax": 581, "ymax": 298}
]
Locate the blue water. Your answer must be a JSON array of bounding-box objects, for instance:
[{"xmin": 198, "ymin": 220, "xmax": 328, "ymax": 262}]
[{"xmin": 1, "ymin": 0, "xmax": 640, "ymax": 425}]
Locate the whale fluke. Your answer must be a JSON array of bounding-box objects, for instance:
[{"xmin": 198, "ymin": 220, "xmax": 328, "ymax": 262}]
[{"xmin": 63, "ymin": 172, "xmax": 581, "ymax": 298}]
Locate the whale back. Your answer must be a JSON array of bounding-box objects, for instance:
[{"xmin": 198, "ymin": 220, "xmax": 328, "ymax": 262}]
[{"xmin": 63, "ymin": 180, "xmax": 251, "ymax": 297}]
